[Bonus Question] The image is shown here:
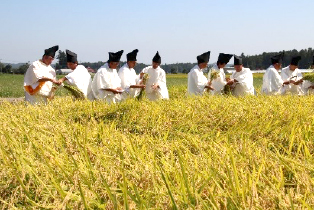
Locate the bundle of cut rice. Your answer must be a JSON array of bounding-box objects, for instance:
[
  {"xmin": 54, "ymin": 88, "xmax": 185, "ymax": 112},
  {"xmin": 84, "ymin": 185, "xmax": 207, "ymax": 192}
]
[
  {"xmin": 209, "ymin": 69, "xmax": 220, "ymax": 82},
  {"xmin": 63, "ymin": 84, "xmax": 85, "ymax": 100},
  {"xmin": 223, "ymin": 84, "xmax": 232, "ymax": 95},
  {"xmin": 137, "ymin": 73, "xmax": 149, "ymax": 100},
  {"xmin": 302, "ymin": 73, "xmax": 314, "ymax": 83}
]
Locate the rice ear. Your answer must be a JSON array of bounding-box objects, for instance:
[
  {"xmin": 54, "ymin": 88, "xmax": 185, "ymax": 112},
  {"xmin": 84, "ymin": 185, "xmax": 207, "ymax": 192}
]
[{"xmin": 63, "ymin": 84, "xmax": 85, "ymax": 100}]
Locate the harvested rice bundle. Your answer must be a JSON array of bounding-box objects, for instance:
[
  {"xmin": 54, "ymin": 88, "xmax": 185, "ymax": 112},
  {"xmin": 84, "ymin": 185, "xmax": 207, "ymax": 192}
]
[
  {"xmin": 62, "ymin": 84, "xmax": 85, "ymax": 100},
  {"xmin": 137, "ymin": 73, "xmax": 149, "ymax": 100},
  {"xmin": 302, "ymin": 73, "xmax": 314, "ymax": 83}
]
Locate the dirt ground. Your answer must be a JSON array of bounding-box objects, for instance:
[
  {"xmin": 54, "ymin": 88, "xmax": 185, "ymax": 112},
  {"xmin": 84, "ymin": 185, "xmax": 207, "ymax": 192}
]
[{"xmin": 0, "ymin": 97, "xmax": 25, "ymax": 103}]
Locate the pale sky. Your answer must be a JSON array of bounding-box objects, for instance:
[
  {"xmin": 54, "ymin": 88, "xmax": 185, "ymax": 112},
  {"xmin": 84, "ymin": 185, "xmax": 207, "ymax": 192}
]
[{"xmin": 0, "ymin": 0, "xmax": 313, "ymax": 64}]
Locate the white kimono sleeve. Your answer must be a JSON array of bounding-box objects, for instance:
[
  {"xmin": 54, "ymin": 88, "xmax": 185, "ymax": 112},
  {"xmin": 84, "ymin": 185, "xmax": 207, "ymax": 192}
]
[
  {"xmin": 262, "ymin": 69, "xmax": 283, "ymax": 94},
  {"xmin": 157, "ymin": 70, "xmax": 169, "ymax": 99}
]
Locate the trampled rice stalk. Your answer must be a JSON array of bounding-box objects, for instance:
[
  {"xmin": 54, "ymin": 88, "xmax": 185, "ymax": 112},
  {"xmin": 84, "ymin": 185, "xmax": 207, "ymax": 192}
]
[{"xmin": 136, "ymin": 73, "xmax": 149, "ymax": 100}]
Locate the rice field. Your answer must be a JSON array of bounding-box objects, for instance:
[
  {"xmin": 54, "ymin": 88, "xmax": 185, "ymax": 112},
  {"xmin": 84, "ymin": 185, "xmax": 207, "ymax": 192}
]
[{"xmin": 0, "ymin": 73, "xmax": 314, "ymax": 209}]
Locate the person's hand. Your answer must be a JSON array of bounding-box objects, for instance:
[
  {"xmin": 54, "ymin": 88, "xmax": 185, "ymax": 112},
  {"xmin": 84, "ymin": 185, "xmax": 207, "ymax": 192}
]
[
  {"xmin": 208, "ymin": 86, "xmax": 214, "ymax": 91},
  {"xmin": 227, "ymin": 79, "xmax": 234, "ymax": 86},
  {"xmin": 309, "ymin": 85, "xmax": 314, "ymax": 89},
  {"xmin": 116, "ymin": 87, "xmax": 123, "ymax": 91},
  {"xmin": 52, "ymin": 79, "xmax": 61, "ymax": 85},
  {"xmin": 58, "ymin": 79, "xmax": 64, "ymax": 84},
  {"xmin": 112, "ymin": 88, "xmax": 122, "ymax": 94},
  {"xmin": 152, "ymin": 84, "xmax": 159, "ymax": 90},
  {"xmin": 140, "ymin": 72, "xmax": 144, "ymax": 79},
  {"xmin": 293, "ymin": 79, "xmax": 303, "ymax": 85}
]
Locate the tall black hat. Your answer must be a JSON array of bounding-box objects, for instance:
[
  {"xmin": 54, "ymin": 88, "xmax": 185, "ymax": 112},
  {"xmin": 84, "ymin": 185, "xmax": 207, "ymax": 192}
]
[
  {"xmin": 271, "ymin": 53, "xmax": 284, "ymax": 64},
  {"xmin": 126, "ymin": 49, "xmax": 139, "ymax": 61},
  {"xmin": 44, "ymin": 45, "xmax": 59, "ymax": 58},
  {"xmin": 290, "ymin": 56, "xmax": 301, "ymax": 66},
  {"xmin": 108, "ymin": 50, "xmax": 124, "ymax": 62},
  {"xmin": 197, "ymin": 51, "xmax": 210, "ymax": 63},
  {"xmin": 152, "ymin": 51, "xmax": 161, "ymax": 63},
  {"xmin": 218, "ymin": 53, "xmax": 233, "ymax": 64},
  {"xmin": 66, "ymin": 49, "xmax": 78, "ymax": 63},
  {"xmin": 234, "ymin": 55, "xmax": 243, "ymax": 65}
]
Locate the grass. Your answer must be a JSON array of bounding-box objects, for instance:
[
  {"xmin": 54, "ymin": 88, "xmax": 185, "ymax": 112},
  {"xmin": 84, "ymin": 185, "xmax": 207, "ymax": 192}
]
[
  {"xmin": 0, "ymin": 73, "xmax": 313, "ymax": 209},
  {"xmin": 0, "ymin": 73, "xmax": 264, "ymax": 98}
]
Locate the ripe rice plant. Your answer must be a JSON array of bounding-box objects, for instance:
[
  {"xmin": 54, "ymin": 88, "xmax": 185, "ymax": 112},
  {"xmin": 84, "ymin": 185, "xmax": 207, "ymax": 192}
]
[{"xmin": 0, "ymin": 74, "xmax": 314, "ymax": 209}]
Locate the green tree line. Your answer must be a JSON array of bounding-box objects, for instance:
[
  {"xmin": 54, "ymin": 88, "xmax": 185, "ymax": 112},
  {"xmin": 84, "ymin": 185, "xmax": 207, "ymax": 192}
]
[{"xmin": 1, "ymin": 48, "xmax": 313, "ymax": 74}]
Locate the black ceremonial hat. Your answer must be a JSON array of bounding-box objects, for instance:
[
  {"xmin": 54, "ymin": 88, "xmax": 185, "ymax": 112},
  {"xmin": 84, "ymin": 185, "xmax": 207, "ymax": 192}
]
[
  {"xmin": 126, "ymin": 49, "xmax": 139, "ymax": 61},
  {"xmin": 66, "ymin": 49, "xmax": 78, "ymax": 63},
  {"xmin": 44, "ymin": 45, "xmax": 59, "ymax": 58},
  {"xmin": 152, "ymin": 51, "xmax": 161, "ymax": 63},
  {"xmin": 218, "ymin": 53, "xmax": 233, "ymax": 64},
  {"xmin": 234, "ymin": 55, "xmax": 243, "ymax": 65},
  {"xmin": 290, "ymin": 56, "xmax": 301, "ymax": 66},
  {"xmin": 108, "ymin": 50, "xmax": 124, "ymax": 62},
  {"xmin": 271, "ymin": 53, "xmax": 284, "ymax": 64},
  {"xmin": 197, "ymin": 51, "xmax": 210, "ymax": 63}
]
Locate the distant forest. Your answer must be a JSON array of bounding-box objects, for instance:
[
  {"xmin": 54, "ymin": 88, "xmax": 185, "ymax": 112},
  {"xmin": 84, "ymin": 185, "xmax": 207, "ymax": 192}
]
[{"xmin": 1, "ymin": 48, "xmax": 313, "ymax": 74}]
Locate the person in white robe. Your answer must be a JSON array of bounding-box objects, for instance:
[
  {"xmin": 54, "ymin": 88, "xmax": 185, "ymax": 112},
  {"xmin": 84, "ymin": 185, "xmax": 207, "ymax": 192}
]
[
  {"xmin": 24, "ymin": 45, "xmax": 61, "ymax": 105},
  {"xmin": 261, "ymin": 53, "xmax": 290, "ymax": 95},
  {"xmin": 280, "ymin": 56, "xmax": 304, "ymax": 95},
  {"xmin": 91, "ymin": 50, "xmax": 124, "ymax": 103},
  {"xmin": 58, "ymin": 50, "xmax": 94, "ymax": 100},
  {"xmin": 140, "ymin": 51, "xmax": 169, "ymax": 101},
  {"xmin": 226, "ymin": 55, "xmax": 255, "ymax": 96},
  {"xmin": 208, "ymin": 53, "xmax": 233, "ymax": 95},
  {"xmin": 118, "ymin": 49, "xmax": 145, "ymax": 99},
  {"xmin": 302, "ymin": 55, "xmax": 314, "ymax": 94},
  {"xmin": 188, "ymin": 51, "xmax": 214, "ymax": 95}
]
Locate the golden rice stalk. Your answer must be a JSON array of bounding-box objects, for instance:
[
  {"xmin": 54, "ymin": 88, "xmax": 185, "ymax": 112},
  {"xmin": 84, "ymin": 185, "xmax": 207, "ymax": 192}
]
[
  {"xmin": 223, "ymin": 84, "xmax": 232, "ymax": 95},
  {"xmin": 302, "ymin": 73, "xmax": 314, "ymax": 83},
  {"xmin": 62, "ymin": 84, "xmax": 85, "ymax": 100},
  {"xmin": 209, "ymin": 69, "xmax": 220, "ymax": 82},
  {"xmin": 137, "ymin": 73, "xmax": 149, "ymax": 100}
]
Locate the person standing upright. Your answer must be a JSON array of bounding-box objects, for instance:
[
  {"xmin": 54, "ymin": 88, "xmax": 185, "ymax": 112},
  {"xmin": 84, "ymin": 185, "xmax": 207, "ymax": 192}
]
[
  {"xmin": 91, "ymin": 50, "xmax": 124, "ymax": 103},
  {"xmin": 188, "ymin": 51, "xmax": 213, "ymax": 95},
  {"xmin": 261, "ymin": 53, "xmax": 290, "ymax": 95},
  {"xmin": 208, "ymin": 53, "xmax": 233, "ymax": 94},
  {"xmin": 140, "ymin": 51, "xmax": 169, "ymax": 101}
]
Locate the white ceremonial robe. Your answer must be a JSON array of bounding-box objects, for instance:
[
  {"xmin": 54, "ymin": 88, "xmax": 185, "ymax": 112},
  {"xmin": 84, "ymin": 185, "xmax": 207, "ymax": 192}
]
[
  {"xmin": 280, "ymin": 66, "xmax": 304, "ymax": 95},
  {"xmin": 118, "ymin": 63, "xmax": 141, "ymax": 99},
  {"xmin": 302, "ymin": 80, "xmax": 314, "ymax": 95},
  {"xmin": 230, "ymin": 67, "xmax": 255, "ymax": 96},
  {"xmin": 24, "ymin": 60, "xmax": 56, "ymax": 104},
  {"xmin": 65, "ymin": 65, "xmax": 94, "ymax": 100},
  {"xmin": 261, "ymin": 65, "xmax": 283, "ymax": 95},
  {"xmin": 91, "ymin": 63, "xmax": 122, "ymax": 103},
  {"xmin": 187, "ymin": 65, "xmax": 208, "ymax": 95},
  {"xmin": 208, "ymin": 64, "xmax": 226, "ymax": 95},
  {"xmin": 141, "ymin": 66, "xmax": 169, "ymax": 101}
]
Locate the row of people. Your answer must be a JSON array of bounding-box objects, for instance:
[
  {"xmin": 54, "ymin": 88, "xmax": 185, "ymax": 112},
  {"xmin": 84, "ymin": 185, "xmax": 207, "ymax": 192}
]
[
  {"xmin": 24, "ymin": 46, "xmax": 314, "ymax": 104},
  {"xmin": 24, "ymin": 46, "xmax": 169, "ymax": 104},
  {"xmin": 187, "ymin": 52, "xmax": 255, "ymax": 96},
  {"xmin": 188, "ymin": 51, "xmax": 314, "ymax": 96},
  {"xmin": 261, "ymin": 53, "xmax": 314, "ymax": 95}
]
